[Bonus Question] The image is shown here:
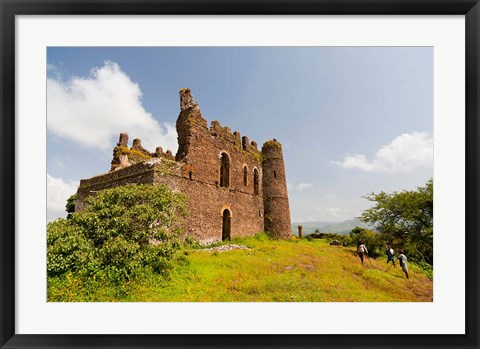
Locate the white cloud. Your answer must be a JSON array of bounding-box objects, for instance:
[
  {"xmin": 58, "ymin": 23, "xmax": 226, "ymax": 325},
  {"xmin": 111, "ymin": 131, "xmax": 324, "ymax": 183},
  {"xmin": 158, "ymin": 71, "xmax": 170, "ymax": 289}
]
[
  {"xmin": 297, "ymin": 182, "xmax": 313, "ymax": 190},
  {"xmin": 287, "ymin": 181, "xmax": 313, "ymax": 191},
  {"xmin": 47, "ymin": 61, "xmax": 178, "ymax": 152},
  {"xmin": 332, "ymin": 132, "xmax": 433, "ymax": 173},
  {"xmin": 47, "ymin": 174, "xmax": 79, "ymax": 222}
]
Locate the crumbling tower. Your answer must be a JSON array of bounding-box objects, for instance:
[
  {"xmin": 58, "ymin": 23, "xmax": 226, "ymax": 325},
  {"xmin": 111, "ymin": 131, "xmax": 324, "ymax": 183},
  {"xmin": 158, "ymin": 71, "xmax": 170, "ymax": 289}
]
[
  {"xmin": 261, "ymin": 139, "xmax": 292, "ymax": 238},
  {"xmin": 176, "ymin": 88, "xmax": 207, "ymax": 162}
]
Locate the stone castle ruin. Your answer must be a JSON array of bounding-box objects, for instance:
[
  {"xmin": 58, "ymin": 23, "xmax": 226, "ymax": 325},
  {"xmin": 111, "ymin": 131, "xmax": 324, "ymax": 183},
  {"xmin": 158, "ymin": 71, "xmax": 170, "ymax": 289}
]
[{"xmin": 75, "ymin": 89, "xmax": 292, "ymax": 244}]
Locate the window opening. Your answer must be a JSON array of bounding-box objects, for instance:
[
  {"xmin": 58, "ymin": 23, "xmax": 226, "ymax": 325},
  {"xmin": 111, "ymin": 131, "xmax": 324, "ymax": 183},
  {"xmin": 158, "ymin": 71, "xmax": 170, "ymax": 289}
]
[
  {"xmin": 220, "ymin": 153, "xmax": 230, "ymax": 188},
  {"xmin": 243, "ymin": 166, "xmax": 248, "ymax": 186}
]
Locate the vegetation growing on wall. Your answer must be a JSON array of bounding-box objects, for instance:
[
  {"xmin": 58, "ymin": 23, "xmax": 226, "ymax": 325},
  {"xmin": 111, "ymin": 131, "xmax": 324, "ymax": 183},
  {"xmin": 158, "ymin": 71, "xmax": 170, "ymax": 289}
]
[{"xmin": 114, "ymin": 146, "xmax": 152, "ymax": 161}]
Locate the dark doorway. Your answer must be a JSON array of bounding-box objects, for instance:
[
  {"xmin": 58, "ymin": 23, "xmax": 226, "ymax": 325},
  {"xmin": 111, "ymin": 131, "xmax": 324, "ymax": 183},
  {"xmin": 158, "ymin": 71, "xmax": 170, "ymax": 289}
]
[
  {"xmin": 222, "ymin": 209, "xmax": 231, "ymax": 241},
  {"xmin": 220, "ymin": 153, "xmax": 230, "ymax": 188}
]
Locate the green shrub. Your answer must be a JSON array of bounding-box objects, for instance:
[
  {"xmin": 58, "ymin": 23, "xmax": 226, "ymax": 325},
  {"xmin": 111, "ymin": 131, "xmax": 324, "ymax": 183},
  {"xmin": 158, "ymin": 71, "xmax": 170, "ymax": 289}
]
[
  {"xmin": 47, "ymin": 184, "xmax": 187, "ymax": 284},
  {"xmin": 47, "ymin": 218, "xmax": 94, "ymax": 275},
  {"xmin": 346, "ymin": 227, "xmax": 384, "ymax": 258},
  {"xmin": 411, "ymin": 260, "xmax": 433, "ymax": 280}
]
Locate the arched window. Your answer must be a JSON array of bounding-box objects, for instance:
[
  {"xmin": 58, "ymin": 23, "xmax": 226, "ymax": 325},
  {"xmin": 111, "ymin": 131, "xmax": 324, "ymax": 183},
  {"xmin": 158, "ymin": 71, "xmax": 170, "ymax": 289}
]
[
  {"xmin": 274, "ymin": 170, "xmax": 277, "ymax": 179},
  {"xmin": 189, "ymin": 171, "xmax": 193, "ymax": 180},
  {"xmin": 243, "ymin": 166, "xmax": 248, "ymax": 186},
  {"xmin": 253, "ymin": 168, "xmax": 259, "ymax": 195},
  {"xmin": 220, "ymin": 153, "xmax": 230, "ymax": 188}
]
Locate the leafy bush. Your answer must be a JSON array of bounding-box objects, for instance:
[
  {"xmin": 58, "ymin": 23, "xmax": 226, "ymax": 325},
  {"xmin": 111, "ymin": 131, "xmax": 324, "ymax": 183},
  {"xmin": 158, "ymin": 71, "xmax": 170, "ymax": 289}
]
[
  {"xmin": 47, "ymin": 184, "xmax": 188, "ymax": 284},
  {"xmin": 47, "ymin": 218, "xmax": 93, "ymax": 275},
  {"xmin": 410, "ymin": 260, "xmax": 433, "ymax": 280}
]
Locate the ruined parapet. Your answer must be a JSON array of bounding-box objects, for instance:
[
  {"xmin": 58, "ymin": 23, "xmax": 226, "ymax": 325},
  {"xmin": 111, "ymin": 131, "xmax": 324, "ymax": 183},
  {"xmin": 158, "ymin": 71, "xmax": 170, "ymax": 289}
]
[
  {"xmin": 209, "ymin": 120, "xmax": 242, "ymax": 147},
  {"xmin": 180, "ymin": 88, "xmax": 199, "ymax": 111},
  {"xmin": 110, "ymin": 134, "xmax": 153, "ymax": 171},
  {"xmin": 111, "ymin": 133, "xmax": 130, "ymax": 171},
  {"xmin": 242, "ymin": 136, "xmax": 249, "ymax": 150},
  {"xmin": 151, "ymin": 146, "xmax": 174, "ymax": 161},
  {"xmin": 165, "ymin": 150, "xmax": 175, "ymax": 161},
  {"xmin": 238, "ymin": 135, "xmax": 262, "ymax": 163},
  {"xmin": 210, "ymin": 120, "xmax": 222, "ymax": 133},
  {"xmin": 131, "ymin": 138, "xmax": 151, "ymax": 156},
  {"xmin": 118, "ymin": 132, "xmax": 129, "ymax": 147},
  {"xmin": 153, "ymin": 146, "xmax": 164, "ymax": 157},
  {"xmin": 262, "ymin": 139, "xmax": 291, "ymax": 239},
  {"xmin": 242, "ymin": 136, "xmax": 259, "ymax": 152},
  {"xmin": 233, "ymin": 131, "xmax": 241, "ymax": 143},
  {"xmin": 176, "ymin": 88, "xmax": 207, "ymax": 162}
]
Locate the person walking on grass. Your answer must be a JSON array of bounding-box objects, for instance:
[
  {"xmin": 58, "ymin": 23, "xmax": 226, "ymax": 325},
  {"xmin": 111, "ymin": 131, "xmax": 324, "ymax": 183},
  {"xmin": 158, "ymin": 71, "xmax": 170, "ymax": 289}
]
[
  {"xmin": 398, "ymin": 250, "xmax": 409, "ymax": 279},
  {"xmin": 385, "ymin": 244, "xmax": 396, "ymax": 268},
  {"xmin": 357, "ymin": 240, "xmax": 368, "ymax": 265}
]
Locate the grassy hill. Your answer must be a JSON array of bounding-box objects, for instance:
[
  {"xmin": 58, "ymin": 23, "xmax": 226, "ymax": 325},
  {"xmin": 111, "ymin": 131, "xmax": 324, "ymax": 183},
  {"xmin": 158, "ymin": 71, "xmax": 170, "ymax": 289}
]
[
  {"xmin": 49, "ymin": 235, "xmax": 433, "ymax": 302},
  {"xmin": 292, "ymin": 219, "xmax": 375, "ymax": 235}
]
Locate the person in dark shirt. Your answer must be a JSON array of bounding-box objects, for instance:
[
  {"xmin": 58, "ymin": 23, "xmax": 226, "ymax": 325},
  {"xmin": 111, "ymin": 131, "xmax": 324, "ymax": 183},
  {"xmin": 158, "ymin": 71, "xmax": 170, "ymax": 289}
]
[{"xmin": 385, "ymin": 244, "xmax": 396, "ymax": 268}]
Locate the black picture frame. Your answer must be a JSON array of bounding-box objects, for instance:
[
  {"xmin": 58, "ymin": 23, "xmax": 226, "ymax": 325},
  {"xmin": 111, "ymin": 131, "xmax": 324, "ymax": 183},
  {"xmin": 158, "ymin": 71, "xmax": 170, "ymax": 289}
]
[{"xmin": 1, "ymin": 1, "xmax": 479, "ymax": 348}]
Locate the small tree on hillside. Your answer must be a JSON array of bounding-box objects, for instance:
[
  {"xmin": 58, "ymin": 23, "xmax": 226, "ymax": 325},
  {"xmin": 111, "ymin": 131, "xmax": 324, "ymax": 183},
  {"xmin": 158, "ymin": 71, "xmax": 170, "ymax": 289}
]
[{"xmin": 358, "ymin": 179, "xmax": 433, "ymax": 264}]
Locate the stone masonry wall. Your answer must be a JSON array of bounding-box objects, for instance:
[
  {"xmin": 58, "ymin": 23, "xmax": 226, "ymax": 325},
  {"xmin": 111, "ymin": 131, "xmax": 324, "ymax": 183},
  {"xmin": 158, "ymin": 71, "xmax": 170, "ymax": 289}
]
[
  {"xmin": 76, "ymin": 161, "xmax": 156, "ymax": 211},
  {"xmin": 173, "ymin": 89, "xmax": 265, "ymax": 242},
  {"xmin": 153, "ymin": 168, "xmax": 264, "ymax": 244}
]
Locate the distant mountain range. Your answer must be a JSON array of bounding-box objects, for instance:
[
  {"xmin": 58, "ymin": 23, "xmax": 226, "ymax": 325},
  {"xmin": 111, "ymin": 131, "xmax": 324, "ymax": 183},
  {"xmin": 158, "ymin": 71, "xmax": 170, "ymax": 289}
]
[{"xmin": 291, "ymin": 219, "xmax": 375, "ymax": 236}]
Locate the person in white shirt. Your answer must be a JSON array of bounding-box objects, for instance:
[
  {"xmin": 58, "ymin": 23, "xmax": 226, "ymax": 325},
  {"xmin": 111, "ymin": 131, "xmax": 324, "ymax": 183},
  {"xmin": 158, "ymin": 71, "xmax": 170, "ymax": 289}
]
[
  {"xmin": 397, "ymin": 251, "xmax": 409, "ymax": 279},
  {"xmin": 357, "ymin": 240, "xmax": 368, "ymax": 265}
]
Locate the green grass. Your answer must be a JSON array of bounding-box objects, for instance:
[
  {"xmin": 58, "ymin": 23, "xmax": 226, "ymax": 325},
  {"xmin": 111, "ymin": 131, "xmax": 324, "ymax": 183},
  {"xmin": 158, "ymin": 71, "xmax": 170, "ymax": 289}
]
[{"xmin": 48, "ymin": 236, "xmax": 433, "ymax": 302}]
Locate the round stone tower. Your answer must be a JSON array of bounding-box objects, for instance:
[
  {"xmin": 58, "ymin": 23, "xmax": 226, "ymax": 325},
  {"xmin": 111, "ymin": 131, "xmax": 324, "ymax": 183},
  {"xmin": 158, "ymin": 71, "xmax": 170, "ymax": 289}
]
[{"xmin": 261, "ymin": 139, "xmax": 292, "ymax": 239}]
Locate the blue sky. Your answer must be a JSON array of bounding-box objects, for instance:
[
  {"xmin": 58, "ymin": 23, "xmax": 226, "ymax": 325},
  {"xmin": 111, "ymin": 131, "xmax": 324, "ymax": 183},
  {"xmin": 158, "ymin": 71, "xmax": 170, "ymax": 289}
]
[{"xmin": 47, "ymin": 47, "xmax": 433, "ymax": 222}]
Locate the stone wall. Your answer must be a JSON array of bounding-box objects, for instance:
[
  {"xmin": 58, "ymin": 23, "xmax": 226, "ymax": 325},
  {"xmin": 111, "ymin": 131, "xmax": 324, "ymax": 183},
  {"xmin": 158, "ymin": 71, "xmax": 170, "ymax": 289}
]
[
  {"xmin": 176, "ymin": 90, "xmax": 263, "ymax": 196},
  {"xmin": 171, "ymin": 89, "xmax": 265, "ymax": 242},
  {"xmin": 76, "ymin": 160, "xmax": 157, "ymax": 211},
  {"xmin": 153, "ymin": 168, "xmax": 264, "ymax": 244}
]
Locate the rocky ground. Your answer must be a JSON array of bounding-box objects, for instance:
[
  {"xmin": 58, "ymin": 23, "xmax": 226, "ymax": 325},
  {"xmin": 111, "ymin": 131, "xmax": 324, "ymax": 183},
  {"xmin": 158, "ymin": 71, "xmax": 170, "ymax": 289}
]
[{"xmin": 201, "ymin": 244, "xmax": 251, "ymax": 252}]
